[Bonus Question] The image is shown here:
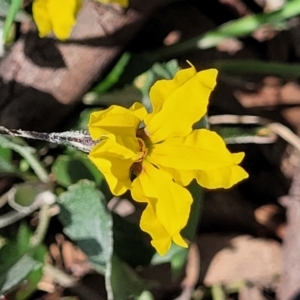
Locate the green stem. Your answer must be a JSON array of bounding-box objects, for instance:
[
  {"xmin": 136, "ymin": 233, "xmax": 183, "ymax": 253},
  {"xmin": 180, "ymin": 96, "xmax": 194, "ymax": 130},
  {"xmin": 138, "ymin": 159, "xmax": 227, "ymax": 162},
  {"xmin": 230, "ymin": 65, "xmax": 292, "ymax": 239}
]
[
  {"xmin": 3, "ymin": 0, "xmax": 22, "ymax": 42},
  {"xmin": 0, "ymin": 136, "xmax": 49, "ymax": 183},
  {"xmin": 0, "ymin": 190, "xmax": 56, "ymax": 229},
  {"xmin": 30, "ymin": 204, "xmax": 51, "ymax": 248},
  {"xmin": 211, "ymin": 284, "xmax": 226, "ymax": 300}
]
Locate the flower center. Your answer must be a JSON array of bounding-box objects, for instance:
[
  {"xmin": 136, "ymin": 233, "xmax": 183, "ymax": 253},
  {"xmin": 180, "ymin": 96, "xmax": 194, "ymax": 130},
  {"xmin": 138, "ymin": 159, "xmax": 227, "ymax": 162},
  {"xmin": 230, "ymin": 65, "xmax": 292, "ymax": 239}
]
[
  {"xmin": 136, "ymin": 128, "xmax": 149, "ymax": 142},
  {"xmin": 136, "ymin": 138, "xmax": 147, "ymax": 162},
  {"xmin": 131, "ymin": 162, "xmax": 143, "ymax": 175},
  {"xmin": 131, "ymin": 134, "xmax": 148, "ymax": 176}
]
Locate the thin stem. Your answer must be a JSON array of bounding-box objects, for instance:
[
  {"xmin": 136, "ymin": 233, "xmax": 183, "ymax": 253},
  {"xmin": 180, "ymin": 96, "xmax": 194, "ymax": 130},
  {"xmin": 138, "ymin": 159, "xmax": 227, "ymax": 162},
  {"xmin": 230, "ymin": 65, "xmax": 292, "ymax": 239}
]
[
  {"xmin": 0, "ymin": 209, "xmax": 33, "ymax": 229},
  {"xmin": 268, "ymin": 122, "xmax": 300, "ymax": 152},
  {"xmin": 0, "ymin": 135, "xmax": 49, "ymax": 183},
  {"xmin": 0, "ymin": 187, "xmax": 11, "ymax": 208},
  {"xmin": 0, "ymin": 190, "xmax": 56, "ymax": 229},
  {"xmin": 30, "ymin": 204, "xmax": 51, "ymax": 248}
]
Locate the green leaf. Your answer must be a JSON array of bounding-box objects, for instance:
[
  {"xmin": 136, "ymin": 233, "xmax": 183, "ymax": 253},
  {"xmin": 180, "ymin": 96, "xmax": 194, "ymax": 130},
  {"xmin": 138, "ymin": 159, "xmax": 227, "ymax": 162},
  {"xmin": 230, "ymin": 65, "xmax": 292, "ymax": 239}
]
[
  {"xmin": 14, "ymin": 245, "xmax": 47, "ymax": 300},
  {"xmin": 169, "ymin": 247, "xmax": 188, "ymax": 279},
  {"xmin": 0, "ymin": 255, "xmax": 41, "ymax": 294},
  {"xmin": 0, "ymin": 224, "xmax": 43, "ymax": 295},
  {"xmin": 151, "ymin": 243, "xmax": 186, "ymax": 265},
  {"xmin": 0, "ymin": 224, "xmax": 31, "ymax": 270},
  {"xmin": 0, "ymin": 145, "xmax": 16, "ymax": 174},
  {"xmin": 136, "ymin": 291, "xmax": 155, "ymax": 300},
  {"xmin": 113, "ymin": 214, "xmax": 154, "ymax": 268},
  {"xmin": 151, "ymin": 243, "xmax": 188, "ymax": 280},
  {"xmin": 58, "ymin": 181, "xmax": 153, "ymax": 300},
  {"xmin": 109, "ymin": 255, "xmax": 150, "ymax": 300},
  {"xmin": 58, "ymin": 181, "xmax": 113, "ymax": 297},
  {"xmin": 0, "ymin": 144, "xmax": 10, "ymax": 161},
  {"xmin": 53, "ymin": 155, "xmax": 104, "ymax": 188},
  {"xmin": 3, "ymin": 0, "xmax": 22, "ymax": 42}
]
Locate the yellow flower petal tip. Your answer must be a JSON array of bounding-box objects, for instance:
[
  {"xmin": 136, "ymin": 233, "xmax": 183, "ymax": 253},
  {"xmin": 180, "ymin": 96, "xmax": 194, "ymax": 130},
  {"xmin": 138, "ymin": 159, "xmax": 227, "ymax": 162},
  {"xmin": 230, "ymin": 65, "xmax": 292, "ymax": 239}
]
[
  {"xmin": 88, "ymin": 63, "xmax": 248, "ymax": 254},
  {"xmin": 185, "ymin": 60, "xmax": 218, "ymax": 90},
  {"xmin": 145, "ymin": 63, "xmax": 218, "ymax": 142},
  {"xmin": 150, "ymin": 233, "xmax": 188, "ymax": 256},
  {"xmin": 173, "ymin": 233, "xmax": 189, "ymax": 249},
  {"xmin": 151, "ymin": 239, "xmax": 172, "ymax": 256},
  {"xmin": 32, "ymin": 0, "xmax": 82, "ymax": 40}
]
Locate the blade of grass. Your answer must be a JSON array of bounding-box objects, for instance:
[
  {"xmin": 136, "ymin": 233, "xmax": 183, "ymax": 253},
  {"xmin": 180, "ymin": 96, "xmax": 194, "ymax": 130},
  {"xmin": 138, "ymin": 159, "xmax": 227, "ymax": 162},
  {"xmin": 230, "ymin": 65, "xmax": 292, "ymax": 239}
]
[
  {"xmin": 3, "ymin": 0, "xmax": 22, "ymax": 42},
  {"xmin": 213, "ymin": 59, "xmax": 300, "ymax": 78}
]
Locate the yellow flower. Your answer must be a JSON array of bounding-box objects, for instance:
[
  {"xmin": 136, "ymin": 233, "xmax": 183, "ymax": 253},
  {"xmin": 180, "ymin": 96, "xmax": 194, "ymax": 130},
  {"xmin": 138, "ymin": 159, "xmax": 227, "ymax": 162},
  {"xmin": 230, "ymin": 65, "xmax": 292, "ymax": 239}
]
[
  {"xmin": 32, "ymin": 0, "xmax": 82, "ymax": 40},
  {"xmin": 88, "ymin": 63, "xmax": 248, "ymax": 255}
]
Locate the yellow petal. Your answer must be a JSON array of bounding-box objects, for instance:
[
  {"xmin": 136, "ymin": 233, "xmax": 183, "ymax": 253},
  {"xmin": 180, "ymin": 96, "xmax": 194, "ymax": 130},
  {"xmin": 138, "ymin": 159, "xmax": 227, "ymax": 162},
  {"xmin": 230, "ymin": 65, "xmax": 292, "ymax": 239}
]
[
  {"xmin": 96, "ymin": 0, "xmax": 129, "ymax": 7},
  {"xmin": 88, "ymin": 105, "xmax": 141, "ymax": 140},
  {"xmin": 144, "ymin": 65, "xmax": 218, "ymax": 142},
  {"xmin": 140, "ymin": 203, "xmax": 173, "ymax": 256},
  {"xmin": 149, "ymin": 129, "xmax": 246, "ymax": 171},
  {"xmin": 75, "ymin": 0, "xmax": 82, "ymax": 14},
  {"xmin": 129, "ymin": 102, "xmax": 148, "ymax": 121},
  {"xmin": 131, "ymin": 160, "xmax": 192, "ymax": 254},
  {"xmin": 149, "ymin": 129, "xmax": 248, "ymax": 189},
  {"xmin": 48, "ymin": 0, "xmax": 81, "ymax": 40},
  {"xmin": 88, "ymin": 135, "xmax": 140, "ymax": 195},
  {"xmin": 141, "ymin": 205, "xmax": 187, "ymax": 256},
  {"xmin": 156, "ymin": 165, "xmax": 195, "ymax": 186},
  {"xmin": 32, "ymin": 0, "xmax": 52, "ymax": 38},
  {"xmin": 130, "ymin": 174, "xmax": 172, "ymax": 254},
  {"xmin": 118, "ymin": 0, "xmax": 129, "ymax": 7},
  {"xmin": 196, "ymin": 165, "xmax": 249, "ymax": 189}
]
